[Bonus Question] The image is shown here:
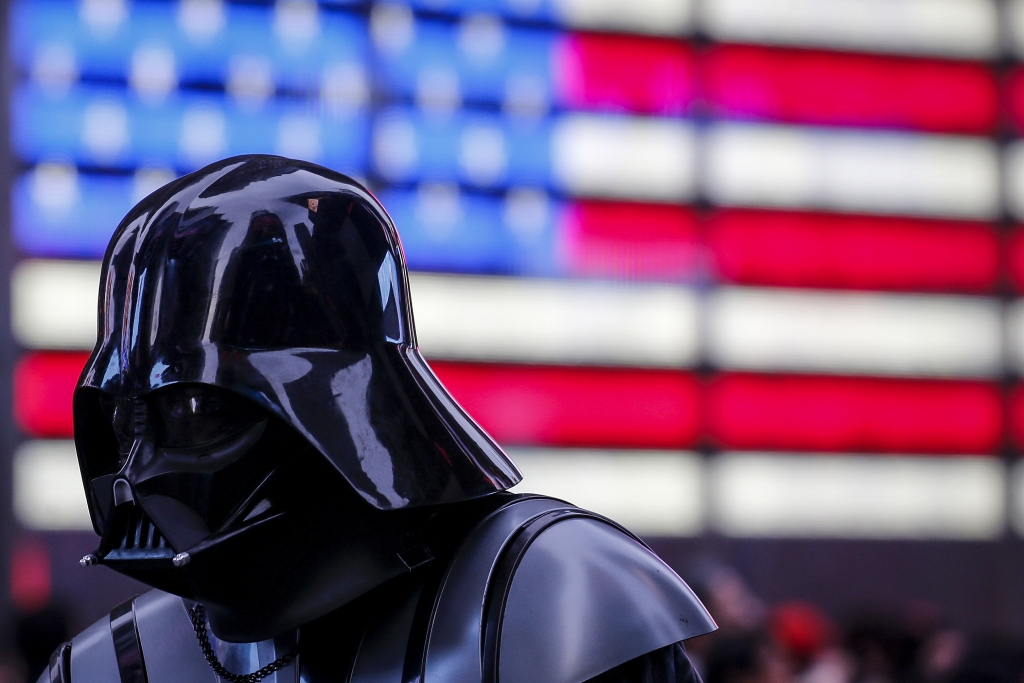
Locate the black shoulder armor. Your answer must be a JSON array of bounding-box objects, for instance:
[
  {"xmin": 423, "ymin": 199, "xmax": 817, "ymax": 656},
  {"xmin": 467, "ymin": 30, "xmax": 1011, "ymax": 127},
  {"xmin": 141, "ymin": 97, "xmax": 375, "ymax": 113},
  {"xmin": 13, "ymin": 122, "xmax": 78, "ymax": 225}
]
[
  {"xmin": 357, "ymin": 495, "xmax": 716, "ymax": 683},
  {"xmin": 48, "ymin": 496, "xmax": 715, "ymax": 683}
]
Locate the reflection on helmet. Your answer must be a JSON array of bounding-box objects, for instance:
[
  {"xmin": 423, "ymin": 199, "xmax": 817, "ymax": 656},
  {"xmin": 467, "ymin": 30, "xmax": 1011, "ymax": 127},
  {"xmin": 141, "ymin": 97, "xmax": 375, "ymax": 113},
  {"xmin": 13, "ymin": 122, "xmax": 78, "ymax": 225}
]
[{"xmin": 72, "ymin": 155, "xmax": 521, "ymax": 641}]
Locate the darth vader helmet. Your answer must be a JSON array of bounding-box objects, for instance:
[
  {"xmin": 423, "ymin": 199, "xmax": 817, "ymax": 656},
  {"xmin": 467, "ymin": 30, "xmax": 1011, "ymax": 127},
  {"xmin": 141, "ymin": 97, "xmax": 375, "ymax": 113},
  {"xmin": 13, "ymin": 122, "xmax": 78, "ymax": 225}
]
[{"xmin": 73, "ymin": 155, "xmax": 520, "ymax": 641}]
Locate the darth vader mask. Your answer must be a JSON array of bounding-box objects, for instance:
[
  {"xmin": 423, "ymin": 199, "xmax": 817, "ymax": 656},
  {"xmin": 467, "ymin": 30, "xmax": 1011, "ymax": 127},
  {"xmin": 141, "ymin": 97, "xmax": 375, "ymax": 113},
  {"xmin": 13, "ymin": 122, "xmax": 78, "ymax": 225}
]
[{"xmin": 73, "ymin": 155, "xmax": 520, "ymax": 641}]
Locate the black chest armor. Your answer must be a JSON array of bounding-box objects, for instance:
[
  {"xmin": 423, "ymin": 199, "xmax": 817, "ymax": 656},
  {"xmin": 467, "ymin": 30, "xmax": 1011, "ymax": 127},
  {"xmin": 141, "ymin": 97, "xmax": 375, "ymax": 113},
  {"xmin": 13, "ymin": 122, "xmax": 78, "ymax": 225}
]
[{"xmin": 42, "ymin": 496, "xmax": 715, "ymax": 683}]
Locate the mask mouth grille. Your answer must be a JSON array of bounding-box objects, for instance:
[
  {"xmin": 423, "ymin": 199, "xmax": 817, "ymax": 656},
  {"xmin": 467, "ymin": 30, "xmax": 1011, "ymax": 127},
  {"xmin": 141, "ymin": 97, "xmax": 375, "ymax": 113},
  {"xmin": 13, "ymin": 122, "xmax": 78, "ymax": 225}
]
[
  {"xmin": 103, "ymin": 504, "xmax": 175, "ymax": 562},
  {"xmin": 123, "ymin": 505, "xmax": 167, "ymax": 550}
]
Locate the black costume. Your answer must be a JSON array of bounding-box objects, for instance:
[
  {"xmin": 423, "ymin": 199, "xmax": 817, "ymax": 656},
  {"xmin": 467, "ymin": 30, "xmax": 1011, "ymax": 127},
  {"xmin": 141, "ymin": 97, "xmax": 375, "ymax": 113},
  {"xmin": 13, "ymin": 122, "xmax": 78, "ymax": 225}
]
[{"xmin": 46, "ymin": 155, "xmax": 716, "ymax": 683}]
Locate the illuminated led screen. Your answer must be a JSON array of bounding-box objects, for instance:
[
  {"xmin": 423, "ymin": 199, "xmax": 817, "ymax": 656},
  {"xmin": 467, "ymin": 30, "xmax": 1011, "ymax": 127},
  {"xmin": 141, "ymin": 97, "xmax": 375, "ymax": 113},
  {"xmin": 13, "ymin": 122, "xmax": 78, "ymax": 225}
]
[{"xmin": 12, "ymin": 0, "xmax": 1024, "ymax": 539}]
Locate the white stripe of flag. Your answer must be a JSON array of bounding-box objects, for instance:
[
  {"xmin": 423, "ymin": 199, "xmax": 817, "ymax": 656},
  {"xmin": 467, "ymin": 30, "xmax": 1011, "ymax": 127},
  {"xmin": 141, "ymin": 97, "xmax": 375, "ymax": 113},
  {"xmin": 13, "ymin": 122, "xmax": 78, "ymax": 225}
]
[
  {"xmin": 11, "ymin": 261, "xmax": 1011, "ymax": 378},
  {"xmin": 709, "ymin": 452, "xmax": 1005, "ymax": 540},
  {"xmin": 701, "ymin": 0, "xmax": 999, "ymax": 58},
  {"xmin": 552, "ymin": 115, "xmax": 698, "ymax": 203},
  {"xmin": 554, "ymin": 0, "xmax": 694, "ymax": 35},
  {"xmin": 704, "ymin": 123, "xmax": 1000, "ymax": 219},
  {"xmin": 708, "ymin": 286, "xmax": 1003, "ymax": 378},
  {"xmin": 14, "ymin": 439, "xmax": 1010, "ymax": 540}
]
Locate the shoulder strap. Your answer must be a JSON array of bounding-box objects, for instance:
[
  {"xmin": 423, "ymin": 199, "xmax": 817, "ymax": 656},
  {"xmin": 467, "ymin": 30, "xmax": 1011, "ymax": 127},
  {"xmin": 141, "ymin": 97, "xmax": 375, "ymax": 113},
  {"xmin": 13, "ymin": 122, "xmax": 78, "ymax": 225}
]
[
  {"xmin": 61, "ymin": 591, "xmax": 221, "ymax": 683},
  {"xmin": 481, "ymin": 509, "xmax": 594, "ymax": 683},
  {"xmin": 110, "ymin": 598, "xmax": 148, "ymax": 683},
  {"xmin": 480, "ymin": 508, "xmax": 582, "ymax": 683},
  {"xmin": 58, "ymin": 596, "xmax": 132, "ymax": 683},
  {"xmin": 421, "ymin": 496, "xmax": 569, "ymax": 683},
  {"xmin": 348, "ymin": 494, "xmax": 537, "ymax": 683}
]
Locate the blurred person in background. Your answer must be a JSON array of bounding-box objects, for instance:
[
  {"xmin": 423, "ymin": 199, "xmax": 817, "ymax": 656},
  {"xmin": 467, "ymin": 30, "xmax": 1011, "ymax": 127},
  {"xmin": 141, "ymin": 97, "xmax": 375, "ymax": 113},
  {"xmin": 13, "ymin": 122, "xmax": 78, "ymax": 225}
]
[
  {"xmin": 9, "ymin": 539, "xmax": 68, "ymax": 683},
  {"xmin": 703, "ymin": 631, "xmax": 790, "ymax": 683},
  {"xmin": 15, "ymin": 605, "xmax": 68, "ymax": 683},
  {"xmin": 944, "ymin": 636, "xmax": 1023, "ymax": 683},
  {"xmin": 771, "ymin": 602, "xmax": 847, "ymax": 683},
  {"xmin": 685, "ymin": 558, "xmax": 768, "ymax": 678},
  {"xmin": 842, "ymin": 605, "xmax": 953, "ymax": 683},
  {"xmin": 692, "ymin": 561, "xmax": 767, "ymax": 634},
  {"xmin": 917, "ymin": 629, "xmax": 965, "ymax": 683}
]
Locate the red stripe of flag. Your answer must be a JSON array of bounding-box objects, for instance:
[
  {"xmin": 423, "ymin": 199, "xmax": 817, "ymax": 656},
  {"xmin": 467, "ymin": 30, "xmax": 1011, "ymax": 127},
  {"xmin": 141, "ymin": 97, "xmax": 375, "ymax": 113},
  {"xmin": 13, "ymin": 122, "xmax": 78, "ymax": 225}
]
[
  {"xmin": 555, "ymin": 33, "xmax": 695, "ymax": 116},
  {"xmin": 708, "ymin": 209, "xmax": 1000, "ymax": 293},
  {"xmin": 14, "ymin": 351, "xmax": 88, "ymax": 438},
  {"xmin": 560, "ymin": 203, "xmax": 999, "ymax": 291},
  {"xmin": 706, "ymin": 44, "xmax": 998, "ymax": 134},
  {"xmin": 708, "ymin": 373, "xmax": 1003, "ymax": 454},
  {"xmin": 14, "ymin": 353, "xmax": 1006, "ymax": 456},
  {"xmin": 559, "ymin": 201, "xmax": 700, "ymax": 280},
  {"xmin": 430, "ymin": 361, "xmax": 701, "ymax": 448},
  {"xmin": 13, "ymin": 352, "xmax": 704, "ymax": 448}
]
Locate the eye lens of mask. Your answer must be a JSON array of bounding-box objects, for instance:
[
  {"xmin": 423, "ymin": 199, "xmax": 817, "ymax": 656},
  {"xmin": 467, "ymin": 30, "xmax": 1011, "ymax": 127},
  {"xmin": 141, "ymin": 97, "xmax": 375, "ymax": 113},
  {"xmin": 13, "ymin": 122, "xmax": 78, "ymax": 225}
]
[
  {"xmin": 154, "ymin": 385, "xmax": 264, "ymax": 450},
  {"xmin": 99, "ymin": 394, "xmax": 136, "ymax": 455}
]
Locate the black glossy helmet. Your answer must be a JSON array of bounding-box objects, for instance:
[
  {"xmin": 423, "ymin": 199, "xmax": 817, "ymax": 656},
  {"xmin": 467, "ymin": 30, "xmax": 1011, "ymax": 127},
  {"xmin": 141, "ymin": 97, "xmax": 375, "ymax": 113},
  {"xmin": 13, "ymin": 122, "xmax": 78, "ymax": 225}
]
[{"xmin": 73, "ymin": 155, "xmax": 520, "ymax": 639}]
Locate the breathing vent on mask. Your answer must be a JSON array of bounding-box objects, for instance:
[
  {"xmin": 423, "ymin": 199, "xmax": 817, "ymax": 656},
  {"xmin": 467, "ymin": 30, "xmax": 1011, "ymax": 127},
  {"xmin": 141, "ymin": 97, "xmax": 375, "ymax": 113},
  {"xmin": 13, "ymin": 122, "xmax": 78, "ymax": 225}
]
[{"xmin": 105, "ymin": 504, "xmax": 174, "ymax": 562}]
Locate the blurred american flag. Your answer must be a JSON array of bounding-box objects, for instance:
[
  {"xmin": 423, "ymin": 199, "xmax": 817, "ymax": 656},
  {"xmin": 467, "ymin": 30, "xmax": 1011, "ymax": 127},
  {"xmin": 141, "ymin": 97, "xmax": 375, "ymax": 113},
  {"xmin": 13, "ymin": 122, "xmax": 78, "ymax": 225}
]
[{"xmin": 8, "ymin": 0, "xmax": 1023, "ymax": 540}]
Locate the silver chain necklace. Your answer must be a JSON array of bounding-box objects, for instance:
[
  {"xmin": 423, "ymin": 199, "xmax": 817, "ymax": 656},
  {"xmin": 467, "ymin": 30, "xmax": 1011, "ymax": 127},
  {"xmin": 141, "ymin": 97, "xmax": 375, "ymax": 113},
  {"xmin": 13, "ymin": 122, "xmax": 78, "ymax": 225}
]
[{"xmin": 188, "ymin": 603, "xmax": 298, "ymax": 683}]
